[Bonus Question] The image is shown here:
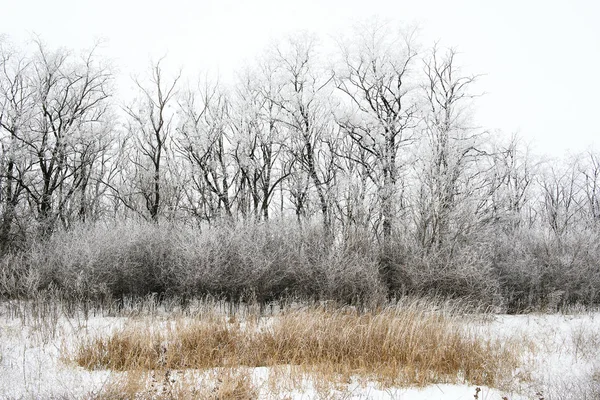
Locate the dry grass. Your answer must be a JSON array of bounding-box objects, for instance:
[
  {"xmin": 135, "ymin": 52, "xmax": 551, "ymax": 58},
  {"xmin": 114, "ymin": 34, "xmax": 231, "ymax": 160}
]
[
  {"xmin": 93, "ymin": 368, "xmax": 258, "ymax": 400},
  {"xmin": 571, "ymin": 322, "xmax": 600, "ymax": 362},
  {"xmin": 74, "ymin": 301, "xmax": 520, "ymax": 390}
]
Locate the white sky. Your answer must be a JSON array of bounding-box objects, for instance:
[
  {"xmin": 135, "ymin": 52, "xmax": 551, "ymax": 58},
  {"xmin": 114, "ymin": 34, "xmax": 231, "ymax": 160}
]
[{"xmin": 2, "ymin": 0, "xmax": 599, "ymax": 157}]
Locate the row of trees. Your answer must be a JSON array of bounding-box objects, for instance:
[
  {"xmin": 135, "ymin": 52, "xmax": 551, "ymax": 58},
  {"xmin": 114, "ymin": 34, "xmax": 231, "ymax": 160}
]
[{"xmin": 1, "ymin": 27, "xmax": 599, "ymax": 251}]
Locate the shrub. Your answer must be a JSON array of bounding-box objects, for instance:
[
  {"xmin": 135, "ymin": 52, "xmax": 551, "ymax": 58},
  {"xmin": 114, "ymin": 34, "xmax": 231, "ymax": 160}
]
[
  {"xmin": 0, "ymin": 221, "xmax": 385, "ymax": 306},
  {"xmin": 3, "ymin": 220, "xmax": 599, "ymax": 311},
  {"xmin": 492, "ymin": 228, "xmax": 600, "ymax": 312}
]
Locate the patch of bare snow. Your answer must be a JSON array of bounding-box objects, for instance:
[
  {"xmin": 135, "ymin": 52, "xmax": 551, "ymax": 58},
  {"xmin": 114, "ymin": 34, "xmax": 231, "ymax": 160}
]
[
  {"xmin": 482, "ymin": 313, "xmax": 600, "ymax": 399},
  {"xmin": 0, "ymin": 314, "xmax": 125, "ymax": 399}
]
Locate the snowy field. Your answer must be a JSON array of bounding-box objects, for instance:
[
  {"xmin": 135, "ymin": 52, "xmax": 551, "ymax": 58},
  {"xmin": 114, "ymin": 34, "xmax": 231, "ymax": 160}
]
[{"xmin": 0, "ymin": 301, "xmax": 599, "ymax": 400}]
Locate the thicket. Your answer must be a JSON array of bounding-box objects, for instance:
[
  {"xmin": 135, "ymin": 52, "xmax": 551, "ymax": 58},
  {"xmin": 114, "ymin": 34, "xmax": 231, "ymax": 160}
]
[{"xmin": 1, "ymin": 220, "xmax": 599, "ymax": 313}]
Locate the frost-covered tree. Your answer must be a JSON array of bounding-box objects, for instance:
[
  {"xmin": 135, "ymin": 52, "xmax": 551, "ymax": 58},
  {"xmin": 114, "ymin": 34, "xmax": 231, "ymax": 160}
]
[
  {"xmin": 0, "ymin": 40, "xmax": 33, "ymax": 246},
  {"xmin": 230, "ymin": 63, "xmax": 290, "ymax": 221},
  {"xmin": 0, "ymin": 39, "xmax": 112, "ymax": 236},
  {"xmin": 415, "ymin": 46, "xmax": 489, "ymax": 251},
  {"xmin": 123, "ymin": 59, "xmax": 180, "ymax": 221},
  {"xmin": 177, "ymin": 80, "xmax": 237, "ymax": 222},
  {"xmin": 268, "ymin": 34, "xmax": 338, "ymax": 232},
  {"xmin": 336, "ymin": 23, "xmax": 420, "ymax": 241}
]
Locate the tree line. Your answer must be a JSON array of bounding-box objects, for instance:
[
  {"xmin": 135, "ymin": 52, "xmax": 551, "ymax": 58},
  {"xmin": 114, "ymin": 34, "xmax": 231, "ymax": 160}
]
[
  {"xmin": 1, "ymin": 26, "xmax": 600, "ymax": 310},
  {"xmin": 2, "ymin": 29, "xmax": 598, "ymax": 242}
]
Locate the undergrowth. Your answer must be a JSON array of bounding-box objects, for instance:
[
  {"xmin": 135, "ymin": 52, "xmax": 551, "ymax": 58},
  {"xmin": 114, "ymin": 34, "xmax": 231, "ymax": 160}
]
[{"xmin": 3, "ymin": 220, "xmax": 600, "ymax": 313}]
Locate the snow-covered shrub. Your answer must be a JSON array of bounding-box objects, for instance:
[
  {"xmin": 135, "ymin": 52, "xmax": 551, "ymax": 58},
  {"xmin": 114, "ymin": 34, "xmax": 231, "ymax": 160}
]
[{"xmin": 492, "ymin": 228, "xmax": 600, "ymax": 312}]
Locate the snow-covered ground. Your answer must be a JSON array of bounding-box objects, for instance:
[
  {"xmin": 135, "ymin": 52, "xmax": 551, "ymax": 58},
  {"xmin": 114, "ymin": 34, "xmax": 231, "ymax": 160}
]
[
  {"xmin": 483, "ymin": 313, "xmax": 600, "ymax": 399},
  {"xmin": 0, "ymin": 303, "xmax": 598, "ymax": 399}
]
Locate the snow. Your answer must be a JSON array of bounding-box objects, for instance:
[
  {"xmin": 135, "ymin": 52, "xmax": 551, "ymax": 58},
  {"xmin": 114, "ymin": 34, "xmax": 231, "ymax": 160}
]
[
  {"xmin": 0, "ymin": 315, "xmax": 115, "ymax": 399},
  {"xmin": 484, "ymin": 313, "xmax": 600, "ymax": 399},
  {"xmin": 0, "ymin": 305, "xmax": 598, "ymax": 399}
]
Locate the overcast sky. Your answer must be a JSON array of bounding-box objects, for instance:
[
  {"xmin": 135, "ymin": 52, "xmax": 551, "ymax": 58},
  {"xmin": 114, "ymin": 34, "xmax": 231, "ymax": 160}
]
[{"xmin": 2, "ymin": 0, "xmax": 599, "ymax": 157}]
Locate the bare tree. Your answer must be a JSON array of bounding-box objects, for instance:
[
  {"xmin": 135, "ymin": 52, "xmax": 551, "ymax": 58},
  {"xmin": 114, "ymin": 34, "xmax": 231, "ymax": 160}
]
[
  {"xmin": 123, "ymin": 59, "xmax": 180, "ymax": 221},
  {"xmin": 0, "ymin": 40, "xmax": 112, "ymax": 236},
  {"xmin": 331, "ymin": 136, "xmax": 379, "ymax": 234},
  {"xmin": 540, "ymin": 160, "xmax": 583, "ymax": 236},
  {"xmin": 177, "ymin": 80, "xmax": 237, "ymax": 222},
  {"xmin": 336, "ymin": 23, "xmax": 420, "ymax": 241},
  {"xmin": 580, "ymin": 151, "xmax": 600, "ymax": 226},
  {"xmin": 415, "ymin": 46, "xmax": 487, "ymax": 251},
  {"xmin": 61, "ymin": 119, "xmax": 119, "ymax": 224},
  {"xmin": 269, "ymin": 34, "xmax": 338, "ymax": 233},
  {"xmin": 481, "ymin": 134, "xmax": 536, "ymax": 230},
  {"xmin": 0, "ymin": 41, "xmax": 34, "ymax": 247},
  {"xmin": 230, "ymin": 63, "xmax": 292, "ymax": 221}
]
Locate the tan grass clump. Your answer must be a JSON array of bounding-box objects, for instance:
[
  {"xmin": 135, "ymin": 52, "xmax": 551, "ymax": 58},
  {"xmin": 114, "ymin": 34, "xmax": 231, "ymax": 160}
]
[
  {"xmin": 75, "ymin": 302, "xmax": 519, "ymax": 388},
  {"xmin": 93, "ymin": 368, "xmax": 258, "ymax": 400}
]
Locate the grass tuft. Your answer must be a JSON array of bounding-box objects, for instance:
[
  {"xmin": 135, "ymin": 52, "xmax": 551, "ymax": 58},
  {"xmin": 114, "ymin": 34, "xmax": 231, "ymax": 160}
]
[
  {"xmin": 75, "ymin": 301, "xmax": 520, "ymax": 388},
  {"xmin": 93, "ymin": 368, "xmax": 258, "ymax": 400}
]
